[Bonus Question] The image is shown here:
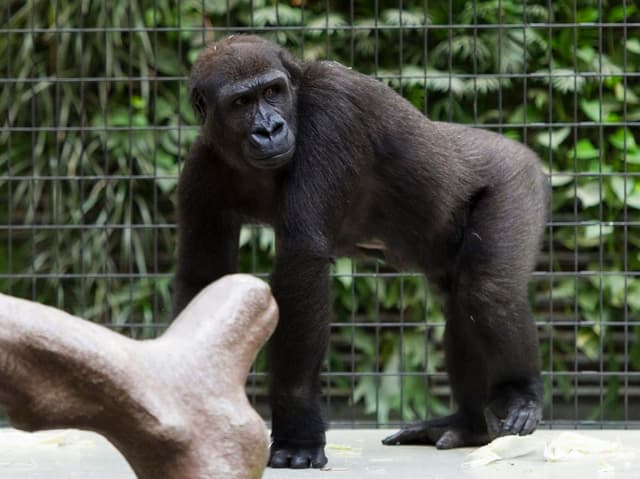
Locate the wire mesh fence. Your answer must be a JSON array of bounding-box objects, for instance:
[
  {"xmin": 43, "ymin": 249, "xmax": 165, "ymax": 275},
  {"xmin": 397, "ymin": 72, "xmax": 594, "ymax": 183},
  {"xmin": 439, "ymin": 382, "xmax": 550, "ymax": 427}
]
[{"xmin": 1, "ymin": 1, "xmax": 639, "ymax": 429}]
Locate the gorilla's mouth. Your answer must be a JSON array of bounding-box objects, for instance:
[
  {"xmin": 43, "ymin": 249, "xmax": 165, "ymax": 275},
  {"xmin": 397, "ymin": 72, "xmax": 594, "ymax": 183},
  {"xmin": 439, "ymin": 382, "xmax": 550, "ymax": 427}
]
[{"xmin": 247, "ymin": 145, "xmax": 295, "ymax": 169}]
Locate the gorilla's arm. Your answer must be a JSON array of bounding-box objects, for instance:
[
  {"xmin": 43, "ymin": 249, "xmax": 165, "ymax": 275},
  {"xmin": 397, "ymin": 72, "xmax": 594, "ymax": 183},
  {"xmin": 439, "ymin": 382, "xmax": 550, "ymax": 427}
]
[
  {"xmin": 268, "ymin": 238, "xmax": 331, "ymax": 468},
  {"xmin": 173, "ymin": 140, "xmax": 241, "ymax": 317},
  {"xmin": 265, "ymin": 136, "xmax": 357, "ymax": 468}
]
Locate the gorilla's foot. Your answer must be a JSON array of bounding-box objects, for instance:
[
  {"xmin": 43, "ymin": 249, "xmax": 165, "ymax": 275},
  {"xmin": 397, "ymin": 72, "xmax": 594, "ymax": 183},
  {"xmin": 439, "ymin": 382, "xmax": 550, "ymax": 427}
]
[
  {"xmin": 382, "ymin": 413, "xmax": 490, "ymax": 449},
  {"xmin": 0, "ymin": 275, "xmax": 278, "ymax": 479},
  {"xmin": 268, "ymin": 441, "xmax": 328, "ymax": 469}
]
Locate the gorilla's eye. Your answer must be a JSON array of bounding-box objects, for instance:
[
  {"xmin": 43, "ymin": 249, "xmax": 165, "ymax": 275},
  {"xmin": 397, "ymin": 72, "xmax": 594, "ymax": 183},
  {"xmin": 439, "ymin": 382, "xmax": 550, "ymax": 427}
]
[
  {"xmin": 264, "ymin": 85, "xmax": 281, "ymax": 98},
  {"xmin": 233, "ymin": 95, "xmax": 250, "ymax": 107}
]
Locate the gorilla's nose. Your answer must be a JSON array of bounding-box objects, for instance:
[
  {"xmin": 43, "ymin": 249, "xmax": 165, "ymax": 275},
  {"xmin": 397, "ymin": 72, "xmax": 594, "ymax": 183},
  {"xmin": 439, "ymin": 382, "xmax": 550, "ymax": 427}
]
[{"xmin": 251, "ymin": 120, "xmax": 286, "ymax": 147}]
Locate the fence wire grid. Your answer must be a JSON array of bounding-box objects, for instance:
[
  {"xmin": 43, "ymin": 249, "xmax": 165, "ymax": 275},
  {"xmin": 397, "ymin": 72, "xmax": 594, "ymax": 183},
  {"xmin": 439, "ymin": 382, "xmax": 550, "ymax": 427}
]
[{"xmin": 1, "ymin": 1, "xmax": 639, "ymax": 429}]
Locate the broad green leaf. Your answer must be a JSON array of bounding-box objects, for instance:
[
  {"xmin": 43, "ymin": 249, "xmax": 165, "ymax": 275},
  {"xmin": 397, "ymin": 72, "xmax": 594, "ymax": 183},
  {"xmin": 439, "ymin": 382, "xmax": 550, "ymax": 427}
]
[
  {"xmin": 627, "ymin": 195, "xmax": 640, "ymax": 209},
  {"xmin": 602, "ymin": 276, "xmax": 629, "ymax": 308},
  {"xmin": 609, "ymin": 5, "xmax": 637, "ymax": 22},
  {"xmin": 507, "ymin": 104, "xmax": 542, "ymax": 124},
  {"xmin": 627, "ymin": 38, "xmax": 640, "ymax": 55},
  {"xmin": 535, "ymin": 127, "xmax": 570, "ymax": 150},
  {"xmin": 157, "ymin": 177, "xmax": 177, "ymax": 194},
  {"xmin": 529, "ymin": 88, "xmax": 548, "ymax": 110},
  {"xmin": 584, "ymin": 224, "xmax": 613, "ymax": 240},
  {"xmin": 568, "ymin": 138, "xmax": 600, "ymax": 160},
  {"xmin": 334, "ymin": 258, "xmax": 354, "ymax": 288},
  {"xmin": 624, "ymin": 150, "xmax": 640, "ymax": 165},
  {"xmin": 504, "ymin": 130, "xmax": 522, "ymax": 142},
  {"xmin": 577, "ymin": 46, "xmax": 596, "ymax": 64},
  {"xmin": 578, "ymin": 288, "xmax": 598, "ymax": 312},
  {"xmin": 614, "ymin": 83, "xmax": 639, "ymax": 104},
  {"xmin": 628, "ymin": 281, "xmax": 640, "ymax": 310},
  {"xmin": 569, "ymin": 224, "xmax": 613, "ymax": 248},
  {"xmin": 577, "ymin": 8, "xmax": 599, "ymax": 22},
  {"xmin": 610, "ymin": 176, "xmax": 635, "ymax": 204},
  {"xmin": 609, "ymin": 128, "xmax": 638, "ymax": 151},
  {"xmin": 576, "ymin": 181, "xmax": 602, "ymax": 208},
  {"xmin": 580, "ymin": 99, "xmax": 604, "ymax": 122},
  {"xmin": 131, "ymin": 96, "xmax": 146, "ymax": 109},
  {"xmin": 577, "ymin": 330, "xmax": 599, "ymax": 360},
  {"xmin": 552, "ymin": 279, "xmax": 577, "ymax": 299},
  {"xmin": 258, "ymin": 228, "xmax": 275, "ymax": 253},
  {"xmin": 545, "ymin": 170, "xmax": 573, "ymax": 187}
]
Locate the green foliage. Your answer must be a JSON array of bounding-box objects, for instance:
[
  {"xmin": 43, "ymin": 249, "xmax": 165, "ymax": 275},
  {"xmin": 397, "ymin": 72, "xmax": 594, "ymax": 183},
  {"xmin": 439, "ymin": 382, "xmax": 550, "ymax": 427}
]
[{"xmin": 1, "ymin": 0, "xmax": 638, "ymax": 424}]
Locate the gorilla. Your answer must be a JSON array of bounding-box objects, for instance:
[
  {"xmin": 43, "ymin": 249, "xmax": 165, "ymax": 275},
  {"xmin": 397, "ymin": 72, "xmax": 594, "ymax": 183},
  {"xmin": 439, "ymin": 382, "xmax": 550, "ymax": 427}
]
[{"xmin": 173, "ymin": 35, "xmax": 549, "ymax": 469}]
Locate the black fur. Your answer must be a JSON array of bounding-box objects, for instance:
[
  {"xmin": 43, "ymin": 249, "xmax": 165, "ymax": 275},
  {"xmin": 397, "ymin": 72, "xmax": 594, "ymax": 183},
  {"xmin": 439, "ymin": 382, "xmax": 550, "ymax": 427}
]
[{"xmin": 174, "ymin": 35, "xmax": 549, "ymax": 469}]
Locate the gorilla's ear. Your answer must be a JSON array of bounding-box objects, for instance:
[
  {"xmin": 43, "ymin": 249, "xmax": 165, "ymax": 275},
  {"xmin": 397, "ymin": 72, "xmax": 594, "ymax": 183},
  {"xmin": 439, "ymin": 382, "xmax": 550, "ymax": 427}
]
[
  {"xmin": 190, "ymin": 86, "xmax": 207, "ymax": 124},
  {"xmin": 278, "ymin": 49, "xmax": 303, "ymax": 87}
]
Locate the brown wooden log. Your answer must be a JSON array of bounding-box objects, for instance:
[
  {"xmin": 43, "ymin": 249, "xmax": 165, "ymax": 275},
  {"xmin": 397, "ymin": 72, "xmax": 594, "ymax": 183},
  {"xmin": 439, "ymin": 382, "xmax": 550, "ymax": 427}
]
[{"xmin": 0, "ymin": 274, "xmax": 277, "ymax": 479}]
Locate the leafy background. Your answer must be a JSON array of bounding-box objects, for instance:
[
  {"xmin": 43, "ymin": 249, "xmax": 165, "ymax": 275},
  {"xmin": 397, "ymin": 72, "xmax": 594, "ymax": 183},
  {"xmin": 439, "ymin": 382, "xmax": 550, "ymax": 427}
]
[{"xmin": 1, "ymin": 0, "xmax": 639, "ymax": 426}]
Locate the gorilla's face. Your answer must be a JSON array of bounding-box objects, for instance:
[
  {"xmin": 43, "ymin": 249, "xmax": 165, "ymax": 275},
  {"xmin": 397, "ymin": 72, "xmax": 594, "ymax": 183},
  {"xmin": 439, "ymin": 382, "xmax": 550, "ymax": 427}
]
[
  {"xmin": 216, "ymin": 69, "xmax": 296, "ymax": 169},
  {"xmin": 190, "ymin": 43, "xmax": 298, "ymax": 171}
]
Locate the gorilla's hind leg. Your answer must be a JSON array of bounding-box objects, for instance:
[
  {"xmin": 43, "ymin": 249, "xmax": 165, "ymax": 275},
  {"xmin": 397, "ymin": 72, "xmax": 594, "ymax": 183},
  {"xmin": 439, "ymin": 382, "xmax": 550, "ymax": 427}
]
[
  {"xmin": 383, "ymin": 286, "xmax": 542, "ymax": 449},
  {"xmin": 384, "ymin": 182, "xmax": 545, "ymax": 449}
]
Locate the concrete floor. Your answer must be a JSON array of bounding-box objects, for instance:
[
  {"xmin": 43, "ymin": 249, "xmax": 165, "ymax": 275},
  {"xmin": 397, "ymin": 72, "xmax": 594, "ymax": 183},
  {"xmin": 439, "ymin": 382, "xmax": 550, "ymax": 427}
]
[{"xmin": 0, "ymin": 428, "xmax": 639, "ymax": 478}]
